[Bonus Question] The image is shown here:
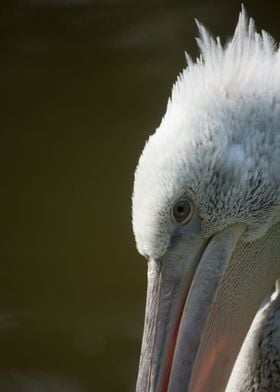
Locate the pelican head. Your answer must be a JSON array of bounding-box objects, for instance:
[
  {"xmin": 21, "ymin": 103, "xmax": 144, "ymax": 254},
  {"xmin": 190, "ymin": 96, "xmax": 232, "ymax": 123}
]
[{"xmin": 132, "ymin": 8, "xmax": 280, "ymax": 392}]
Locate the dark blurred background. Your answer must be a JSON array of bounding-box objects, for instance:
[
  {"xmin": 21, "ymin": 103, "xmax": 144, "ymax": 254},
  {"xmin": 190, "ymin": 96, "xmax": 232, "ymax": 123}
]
[{"xmin": 1, "ymin": 0, "xmax": 280, "ymax": 391}]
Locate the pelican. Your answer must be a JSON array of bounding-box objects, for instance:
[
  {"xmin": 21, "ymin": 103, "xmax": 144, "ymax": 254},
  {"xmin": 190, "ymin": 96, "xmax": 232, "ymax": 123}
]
[{"xmin": 132, "ymin": 7, "xmax": 280, "ymax": 392}]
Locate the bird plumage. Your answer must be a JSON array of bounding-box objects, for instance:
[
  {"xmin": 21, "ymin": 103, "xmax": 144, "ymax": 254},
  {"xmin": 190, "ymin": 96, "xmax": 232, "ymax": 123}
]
[
  {"xmin": 132, "ymin": 7, "xmax": 280, "ymax": 391},
  {"xmin": 133, "ymin": 7, "xmax": 280, "ymax": 259},
  {"xmin": 227, "ymin": 285, "xmax": 280, "ymax": 391}
]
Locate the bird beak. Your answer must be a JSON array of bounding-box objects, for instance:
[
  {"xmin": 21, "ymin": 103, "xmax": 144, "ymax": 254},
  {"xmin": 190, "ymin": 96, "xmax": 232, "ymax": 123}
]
[{"xmin": 135, "ymin": 222, "xmax": 263, "ymax": 392}]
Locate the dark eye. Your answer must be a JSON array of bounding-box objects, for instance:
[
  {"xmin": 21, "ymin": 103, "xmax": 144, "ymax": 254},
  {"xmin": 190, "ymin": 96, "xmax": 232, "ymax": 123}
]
[{"xmin": 172, "ymin": 197, "xmax": 193, "ymax": 224}]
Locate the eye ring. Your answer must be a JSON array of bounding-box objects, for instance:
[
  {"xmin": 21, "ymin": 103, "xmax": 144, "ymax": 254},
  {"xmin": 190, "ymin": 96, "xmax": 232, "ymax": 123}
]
[{"xmin": 172, "ymin": 197, "xmax": 194, "ymax": 224}]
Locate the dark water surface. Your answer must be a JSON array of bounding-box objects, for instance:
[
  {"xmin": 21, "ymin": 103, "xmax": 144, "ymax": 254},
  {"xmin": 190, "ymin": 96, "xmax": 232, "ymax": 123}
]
[{"xmin": 1, "ymin": 1, "xmax": 280, "ymax": 391}]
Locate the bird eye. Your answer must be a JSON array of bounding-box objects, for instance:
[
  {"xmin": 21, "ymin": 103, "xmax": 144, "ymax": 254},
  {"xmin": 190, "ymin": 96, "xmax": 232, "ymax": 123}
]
[{"xmin": 172, "ymin": 197, "xmax": 193, "ymax": 224}]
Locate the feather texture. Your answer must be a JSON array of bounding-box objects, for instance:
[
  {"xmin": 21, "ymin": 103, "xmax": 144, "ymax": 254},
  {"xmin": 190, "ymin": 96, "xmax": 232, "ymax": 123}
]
[{"xmin": 132, "ymin": 7, "xmax": 280, "ymax": 259}]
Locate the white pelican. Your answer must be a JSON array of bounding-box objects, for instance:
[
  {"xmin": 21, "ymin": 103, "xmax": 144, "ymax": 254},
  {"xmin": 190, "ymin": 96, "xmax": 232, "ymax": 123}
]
[{"xmin": 132, "ymin": 7, "xmax": 280, "ymax": 392}]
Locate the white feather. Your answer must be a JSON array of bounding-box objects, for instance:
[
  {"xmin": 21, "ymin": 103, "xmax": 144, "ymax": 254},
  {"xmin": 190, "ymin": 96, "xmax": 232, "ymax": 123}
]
[{"xmin": 132, "ymin": 7, "xmax": 280, "ymax": 259}]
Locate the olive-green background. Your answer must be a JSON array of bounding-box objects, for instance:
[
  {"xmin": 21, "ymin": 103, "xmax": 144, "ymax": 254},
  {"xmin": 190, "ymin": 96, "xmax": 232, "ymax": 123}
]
[{"xmin": 1, "ymin": 1, "xmax": 280, "ymax": 391}]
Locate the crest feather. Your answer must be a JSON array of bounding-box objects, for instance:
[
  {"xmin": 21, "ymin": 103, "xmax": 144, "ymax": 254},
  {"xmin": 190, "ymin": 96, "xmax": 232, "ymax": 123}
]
[
  {"xmin": 168, "ymin": 6, "xmax": 279, "ymax": 108},
  {"xmin": 193, "ymin": 6, "xmax": 277, "ymax": 67}
]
